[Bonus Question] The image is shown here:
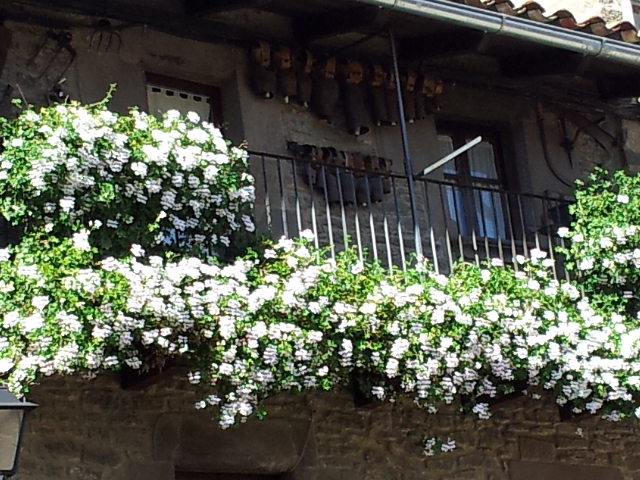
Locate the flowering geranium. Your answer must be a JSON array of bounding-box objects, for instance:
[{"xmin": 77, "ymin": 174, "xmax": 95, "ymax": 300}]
[
  {"xmin": 0, "ymin": 100, "xmax": 255, "ymax": 258},
  {"xmin": 559, "ymin": 168, "xmax": 640, "ymax": 315},
  {"xmin": 2, "ymin": 99, "xmax": 640, "ymax": 460}
]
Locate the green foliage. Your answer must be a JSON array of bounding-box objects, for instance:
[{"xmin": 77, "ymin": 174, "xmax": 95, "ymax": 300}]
[{"xmin": 2, "ymin": 98, "xmax": 640, "ymax": 458}]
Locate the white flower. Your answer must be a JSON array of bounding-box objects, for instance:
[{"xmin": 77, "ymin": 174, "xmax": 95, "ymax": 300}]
[
  {"xmin": 72, "ymin": 230, "xmax": 91, "ymax": 251},
  {"xmin": 130, "ymin": 162, "xmax": 148, "ymax": 177},
  {"xmin": 0, "ymin": 358, "xmax": 13, "ymax": 373},
  {"xmin": 557, "ymin": 227, "xmax": 569, "ymax": 238},
  {"xmin": 527, "ymin": 279, "xmax": 540, "ymax": 291},
  {"xmin": 441, "ymin": 438, "xmax": 456, "ymax": 453},
  {"xmin": 300, "ymin": 230, "xmax": 315, "ymax": 241},
  {"xmin": 617, "ymin": 194, "xmax": 629, "ymax": 204},
  {"xmin": 0, "ymin": 249, "xmax": 10, "ymax": 262},
  {"xmin": 166, "ymin": 109, "xmax": 181, "ymax": 121},
  {"xmin": 21, "ymin": 313, "xmax": 44, "ymax": 332},
  {"xmin": 31, "ymin": 296, "xmax": 49, "ymax": 311},
  {"xmin": 599, "ymin": 237, "xmax": 613, "ymax": 249},
  {"xmin": 351, "ymin": 262, "xmax": 364, "ymax": 275},
  {"xmin": 187, "ymin": 128, "xmax": 208, "ymax": 143},
  {"xmin": 130, "ymin": 244, "xmax": 145, "ymax": 257},
  {"xmin": 360, "ymin": 303, "xmax": 376, "ymax": 315},
  {"xmin": 59, "ymin": 196, "xmax": 75, "ymax": 214},
  {"xmin": 187, "ymin": 111, "xmax": 201, "ymax": 123},
  {"xmin": 530, "ymin": 248, "xmax": 547, "ymax": 261},
  {"xmin": 578, "ymin": 258, "xmax": 594, "ymax": 271}
]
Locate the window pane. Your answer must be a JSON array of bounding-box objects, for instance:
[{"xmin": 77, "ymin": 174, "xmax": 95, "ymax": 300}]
[
  {"xmin": 467, "ymin": 140, "xmax": 498, "ymax": 179},
  {"xmin": 438, "ymin": 135, "xmax": 457, "ymax": 174},
  {"xmin": 444, "ymin": 185, "xmax": 468, "ymax": 236},
  {"xmin": 147, "ymin": 85, "xmax": 211, "ymax": 122},
  {"xmin": 472, "ymin": 185, "xmax": 507, "ymax": 239}
]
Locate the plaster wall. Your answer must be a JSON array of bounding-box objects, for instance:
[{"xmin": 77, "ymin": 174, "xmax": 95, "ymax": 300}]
[{"xmin": 0, "ymin": 17, "xmax": 629, "ymax": 267}]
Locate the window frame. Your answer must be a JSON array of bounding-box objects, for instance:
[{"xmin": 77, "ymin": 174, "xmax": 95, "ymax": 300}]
[
  {"xmin": 436, "ymin": 122, "xmax": 512, "ymax": 240},
  {"xmin": 145, "ymin": 72, "xmax": 224, "ymax": 127}
]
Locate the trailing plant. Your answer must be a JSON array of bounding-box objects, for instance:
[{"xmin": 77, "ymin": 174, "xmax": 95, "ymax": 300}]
[
  {"xmin": 1, "ymin": 100, "xmax": 640, "ymax": 457},
  {"xmin": 0, "ymin": 100, "xmax": 255, "ymax": 259}
]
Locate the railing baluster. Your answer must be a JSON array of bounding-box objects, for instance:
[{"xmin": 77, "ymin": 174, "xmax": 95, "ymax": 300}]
[
  {"xmin": 319, "ymin": 164, "xmax": 336, "ymax": 260},
  {"xmin": 422, "ymin": 180, "xmax": 441, "ymax": 275},
  {"xmin": 305, "ymin": 160, "xmax": 320, "ymax": 251},
  {"xmin": 260, "ymin": 154, "xmax": 272, "ymax": 232},
  {"xmin": 391, "ymin": 176, "xmax": 407, "ymax": 272},
  {"xmin": 290, "ymin": 158, "xmax": 303, "ymax": 237},
  {"xmin": 275, "ymin": 157, "xmax": 288, "ymax": 238},
  {"xmin": 250, "ymin": 150, "xmax": 570, "ymax": 276},
  {"xmin": 364, "ymin": 176, "xmax": 379, "ymax": 262},
  {"xmin": 350, "ymin": 170, "xmax": 364, "ymax": 263},
  {"xmin": 380, "ymin": 185, "xmax": 394, "ymax": 270},
  {"xmin": 437, "ymin": 183, "xmax": 455, "ymax": 274}
]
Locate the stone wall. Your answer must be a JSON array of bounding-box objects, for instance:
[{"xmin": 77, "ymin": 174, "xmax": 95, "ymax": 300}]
[{"xmin": 13, "ymin": 373, "xmax": 640, "ymax": 480}]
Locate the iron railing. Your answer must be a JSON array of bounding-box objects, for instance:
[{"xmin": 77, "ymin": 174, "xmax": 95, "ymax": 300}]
[{"xmin": 250, "ymin": 150, "xmax": 571, "ymax": 275}]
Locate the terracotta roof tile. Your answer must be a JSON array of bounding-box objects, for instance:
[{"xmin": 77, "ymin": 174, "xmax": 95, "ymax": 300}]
[{"xmin": 448, "ymin": 0, "xmax": 640, "ymax": 43}]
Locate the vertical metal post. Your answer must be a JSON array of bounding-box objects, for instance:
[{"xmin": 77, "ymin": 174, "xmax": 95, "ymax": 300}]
[{"xmin": 388, "ymin": 29, "xmax": 423, "ymax": 257}]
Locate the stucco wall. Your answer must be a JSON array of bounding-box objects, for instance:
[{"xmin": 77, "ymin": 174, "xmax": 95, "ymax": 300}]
[
  {"xmin": 0, "ymin": 18, "xmax": 625, "ymax": 196},
  {"xmin": 12, "ymin": 373, "xmax": 640, "ymax": 480},
  {"xmin": 0, "ymin": 14, "xmax": 628, "ymax": 267}
]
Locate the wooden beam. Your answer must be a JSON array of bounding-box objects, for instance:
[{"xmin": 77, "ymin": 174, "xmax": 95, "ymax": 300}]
[
  {"xmin": 400, "ymin": 30, "xmax": 493, "ymax": 61},
  {"xmin": 6, "ymin": 0, "xmax": 268, "ymax": 44},
  {"xmin": 500, "ymin": 51, "xmax": 591, "ymax": 78},
  {"xmin": 292, "ymin": 5, "xmax": 382, "ymax": 45},
  {"xmin": 184, "ymin": 0, "xmax": 271, "ymax": 17},
  {"xmin": 597, "ymin": 75, "xmax": 640, "ymax": 99}
]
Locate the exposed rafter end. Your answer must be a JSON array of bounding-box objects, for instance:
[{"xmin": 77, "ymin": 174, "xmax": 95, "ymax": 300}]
[
  {"xmin": 184, "ymin": 0, "xmax": 271, "ymax": 17},
  {"xmin": 292, "ymin": 5, "xmax": 384, "ymax": 45},
  {"xmin": 597, "ymin": 76, "xmax": 640, "ymax": 100},
  {"xmin": 500, "ymin": 51, "xmax": 591, "ymax": 78},
  {"xmin": 400, "ymin": 30, "xmax": 492, "ymax": 61}
]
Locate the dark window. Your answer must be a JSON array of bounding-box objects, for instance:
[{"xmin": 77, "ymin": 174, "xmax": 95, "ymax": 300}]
[{"xmin": 437, "ymin": 124, "xmax": 509, "ymax": 239}]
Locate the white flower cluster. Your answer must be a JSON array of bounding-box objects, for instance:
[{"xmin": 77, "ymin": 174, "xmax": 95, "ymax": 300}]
[
  {"xmin": 4, "ymin": 230, "xmax": 640, "ymax": 428},
  {"xmin": 423, "ymin": 437, "xmax": 456, "ymax": 456},
  {"xmin": 0, "ymin": 105, "xmax": 255, "ymax": 254}
]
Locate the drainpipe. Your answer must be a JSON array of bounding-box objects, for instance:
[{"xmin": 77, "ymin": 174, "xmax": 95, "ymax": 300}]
[
  {"xmin": 388, "ymin": 29, "xmax": 423, "ymax": 258},
  {"xmin": 355, "ymin": 0, "xmax": 640, "ymax": 68}
]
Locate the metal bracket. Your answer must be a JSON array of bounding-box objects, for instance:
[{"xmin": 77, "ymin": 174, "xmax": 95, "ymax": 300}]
[{"xmin": 414, "ymin": 136, "xmax": 482, "ymax": 179}]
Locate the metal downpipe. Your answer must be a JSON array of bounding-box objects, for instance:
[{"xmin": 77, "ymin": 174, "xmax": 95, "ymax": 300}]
[{"xmin": 388, "ymin": 28, "xmax": 423, "ymax": 258}]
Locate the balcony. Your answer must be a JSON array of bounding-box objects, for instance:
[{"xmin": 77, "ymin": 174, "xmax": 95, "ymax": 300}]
[{"xmin": 251, "ymin": 150, "xmax": 571, "ymax": 275}]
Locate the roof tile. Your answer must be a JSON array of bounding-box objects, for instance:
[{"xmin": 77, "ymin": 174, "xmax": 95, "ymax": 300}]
[{"xmin": 447, "ymin": 0, "xmax": 640, "ymax": 43}]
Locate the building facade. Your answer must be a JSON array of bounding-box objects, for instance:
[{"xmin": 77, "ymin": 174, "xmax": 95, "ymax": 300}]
[{"xmin": 2, "ymin": 0, "xmax": 640, "ymax": 478}]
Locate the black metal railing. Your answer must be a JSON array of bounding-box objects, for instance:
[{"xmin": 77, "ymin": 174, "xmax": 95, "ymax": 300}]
[{"xmin": 251, "ymin": 151, "xmax": 571, "ymax": 275}]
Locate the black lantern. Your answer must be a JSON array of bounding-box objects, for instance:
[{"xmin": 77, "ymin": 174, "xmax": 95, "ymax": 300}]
[{"xmin": 0, "ymin": 387, "xmax": 37, "ymax": 478}]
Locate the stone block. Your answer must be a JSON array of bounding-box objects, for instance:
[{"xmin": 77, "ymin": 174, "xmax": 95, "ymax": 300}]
[
  {"xmin": 556, "ymin": 436, "xmax": 590, "ymax": 450},
  {"xmin": 295, "ymin": 466, "xmax": 358, "ymax": 480},
  {"xmin": 104, "ymin": 460, "xmax": 174, "ymax": 480},
  {"xmin": 458, "ymin": 453, "xmax": 502, "ymax": 470},
  {"xmin": 507, "ymin": 460, "xmax": 622, "ymax": 480},
  {"xmin": 518, "ymin": 437, "xmax": 555, "ymax": 461},
  {"xmin": 173, "ymin": 415, "xmax": 311, "ymax": 473}
]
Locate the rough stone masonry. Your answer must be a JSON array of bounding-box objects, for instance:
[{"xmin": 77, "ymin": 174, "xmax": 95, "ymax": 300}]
[{"xmin": 12, "ymin": 373, "xmax": 640, "ymax": 480}]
